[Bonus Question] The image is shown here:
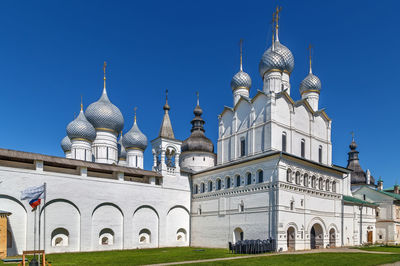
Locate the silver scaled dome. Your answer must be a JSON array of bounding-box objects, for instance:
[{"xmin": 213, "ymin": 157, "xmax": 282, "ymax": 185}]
[
  {"xmin": 231, "ymin": 71, "xmax": 252, "ymax": 91},
  {"xmin": 85, "ymin": 88, "xmax": 124, "ymax": 134},
  {"xmin": 118, "ymin": 134, "xmax": 127, "ymax": 159},
  {"xmin": 60, "ymin": 136, "xmax": 72, "ymax": 152},
  {"xmin": 259, "ymin": 41, "xmax": 294, "ymax": 78},
  {"xmin": 122, "ymin": 119, "xmax": 148, "ymax": 151},
  {"xmin": 300, "ymin": 73, "xmax": 321, "ymax": 95},
  {"xmin": 66, "ymin": 109, "xmax": 96, "ymax": 141}
]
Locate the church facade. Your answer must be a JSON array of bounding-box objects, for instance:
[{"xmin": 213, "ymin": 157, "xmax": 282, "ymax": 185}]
[{"xmin": 0, "ymin": 9, "xmax": 391, "ymax": 257}]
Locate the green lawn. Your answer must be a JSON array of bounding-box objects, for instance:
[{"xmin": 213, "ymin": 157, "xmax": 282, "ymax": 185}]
[
  {"xmin": 193, "ymin": 253, "xmax": 400, "ymax": 266},
  {"xmin": 2, "ymin": 246, "xmax": 400, "ymax": 266},
  {"xmin": 357, "ymin": 245, "xmax": 400, "ymax": 253}
]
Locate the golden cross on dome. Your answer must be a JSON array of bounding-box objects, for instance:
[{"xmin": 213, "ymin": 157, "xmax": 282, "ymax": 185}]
[
  {"xmin": 80, "ymin": 95, "xmax": 83, "ymax": 111},
  {"xmin": 275, "ymin": 6, "xmax": 282, "ymax": 30},
  {"xmin": 134, "ymin": 107, "xmax": 137, "ymax": 123},
  {"xmin": 308, "ymin": 44, "xmax": 313, "ymax": 73},
  {"xmin": 103, "ymin": 61, "xmax": 107, "ymax": 89},
  {"xmin": 239, "ymin": 39, "xmax": 243, "ymax": 71}
]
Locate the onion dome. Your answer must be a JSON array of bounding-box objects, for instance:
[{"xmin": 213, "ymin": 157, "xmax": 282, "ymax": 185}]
[
  {"xmin": 122, "ymin": 112, "xmax": 148, "ymax": 151},
  {"xmin": 347, "ymin": 135, "xmax": 375, "ymax": 185},
  {"xmin": 67, "ymin": 107, "xmax": 96, "ymax": 142},
  {"xmin": 231, "ymin": 40, "xmax": 252, "ymax": 90},
  {"xmin": 259, "ymin": 49, "xmax": 286, "ymax": 78},
  {"xmin": 181, "ymin": 94, "xmax": 214, "ymax": 153},
  {"xmin": 231, "ymin": 71, "xmax": 251, "ymax": 91},
  {"xmin": 85, "ymin": 63, "xmax": 124, "ymax": 133},
  {"xmin": 117, "ymin": 132, "xmax": 126, "ymax": 159},
  {"xmin": 300, "ymin": 73, "xmax": 321, "ymax": 95},
  {"xmin": 61, "ymin": 136, "xmax": 72, "ymax": 152}
]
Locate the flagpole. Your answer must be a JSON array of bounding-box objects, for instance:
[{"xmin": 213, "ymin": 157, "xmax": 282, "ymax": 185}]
[{"xmin": 34, "ymin": 203, "xmax": 37, "ymax": 251}]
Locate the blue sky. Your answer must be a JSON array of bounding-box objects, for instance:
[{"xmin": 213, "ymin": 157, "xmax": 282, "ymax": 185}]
[{"xmin": 0, "ymin": 0, "xmax": 398, "ymax": 187}]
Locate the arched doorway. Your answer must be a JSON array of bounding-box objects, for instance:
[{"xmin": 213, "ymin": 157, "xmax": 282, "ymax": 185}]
[
  {"xmin": 287, "ymin": 227, "xmax": 295, "ymax": 251},
  {"xmin": 310, "ymin": 223, "xmax": 323, "ymax": 249},
  {"xmin": 233, "ymin": 227, "xmax": 243, "ymax": 243},
  {"xmin": 329, "ymin": 228, "xmax": 336, "ymax": 247}
]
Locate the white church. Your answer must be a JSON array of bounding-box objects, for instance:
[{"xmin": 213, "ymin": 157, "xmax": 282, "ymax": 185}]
[{"xmin": 1, "ymin": 9, "xmax": 398, "ymax": 257}]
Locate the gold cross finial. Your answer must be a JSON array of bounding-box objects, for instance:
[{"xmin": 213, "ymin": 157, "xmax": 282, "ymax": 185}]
[
  {"xmin": 80, "ymin": 95, "xmax": 83, "ymax": 111},
  {"xmin": 166, "ymin": 89, "xmax": 168, "ymax": 103},
  {"xmin": 275, "ymin": 6, "xmax": 282, "ymax": 31},
  {"xmin": 270, "ymin": 10, "xmax": 276, "ymax": 48},
  {"xmin": 239, "ymin": 39, "xmax": 243, "ymax": 71},
  {"xmin": 134, "ymin": 107, "xmax": 137, "ymax": 123},
  {"xmin": 308, "ymin": 44, "xmax": 313, "ymax": 74},
  {"xmin": 103, "ymin": 61, "xmax": 107, "ymax": 89}
]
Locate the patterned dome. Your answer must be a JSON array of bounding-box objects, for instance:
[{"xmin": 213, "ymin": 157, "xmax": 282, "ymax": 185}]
[
  {"xmin": 60, "ymin": 136, "xmax": 72, "ymax": 152},
  {"xmin": 300, "ymin": 73, "xmax": 321, "ymax": 95},
  {"xmin": 259, "ymin": 41, "xmax": 294, "ymax": 78},
  {"xmin": 118, "ymin": 134, "xmax": 127, "ymax": 159},
  {"xmin": 122, "ymin": 119, "xmax": 148, "ymax": 151},
  {"xmin": 66, "ymin": 110, "xmax": 96, "ymax": 141},
  {"xmin": 259, "ymin": 49, "xmax": 285, "ymax": 78},
  {"xmin": 85, "ymin": 88, "xmax": 124, "ymax": 133},
  {"xmin": 231, "ymin": 71, "xmax": 252, "ymax": 91}
]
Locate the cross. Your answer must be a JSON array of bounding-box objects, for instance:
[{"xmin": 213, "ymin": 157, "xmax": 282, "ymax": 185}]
[
  {"xmin": 134, "ymin": 107, "xmax": 137, "ymax": 122},
  {"xmin": 275, "ymin": 6, "xmax": 282, "ymax": 30},
  {"xmin": 80, "ymin": 95, "xmax": 83, "ymax": 111},
  {"xmin": 196, "ymin": 91, "xmax": 199, "ymax": 106},
  {"xmin": 103, "ymin": 61, "xmax": 107, "ymax": 75},
  {"xmin": 308, "ymin": 44, "xmax": 313, "ymax": 73},
  {"xmin": 351, "ymin": 131, "xmax": 355, "ymax": 141},
  {"xmin": 165, "ymin": 89, "xmax": 168, "ymax": 102},
  {"xmin": 239, "ymin": 39, "xmax": 243, "ymax": 71}
]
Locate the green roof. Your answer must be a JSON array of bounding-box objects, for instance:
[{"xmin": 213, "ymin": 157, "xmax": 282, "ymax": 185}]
[
  {"xmin": 343, "ymin": 195, "xmax": 377, "ymax": 206},
  {"xmin": 377, "ymin": 190, "xmax": 400, "ymax": 201}
]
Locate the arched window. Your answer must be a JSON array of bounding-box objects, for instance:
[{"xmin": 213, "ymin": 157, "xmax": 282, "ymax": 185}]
[
  {"xmin": 176, "ymin": 228, "xmax": 187, "ymax": 242},
  {"xmin": 201, "ymin": 183, "xmax": 205, "ymax": 193},
  {"xmin": 301, "ymin": 139, "xmax": 305, "ymax": 158},
  {"xmin": 290, "ymin": 201, "xmax": 294, "ymax": 211},
  {"xmin": 51, "ymin": 228, "xmax": 69, "ymax": 247},
  {"xmin": 311, "ymin": 176, "xmax": 316, "ymax": 188},
  {"xmin": 240, "ymin": 138, "xmax": 246, "ymax": 157},
  {"xmin": 247, "ymin": 173, "xmax": 252, "ymax": 185},
  {"xmin": 326, "ymin": 180, "xmax": 330, "ymax": 191},
  {"xmin": 258, "ymin": 170, "xmax": 264, "ymax": 183},
  {"xmin": 282, "ymin": 132, "xmax": 287, "ymax": 152},
  {"xmin": 319, "ymin": 177, "xmax": 324, "ymax": 190},
  {"xmin": 193, "ymin": 184, "xmax": 198, "ymax": 194},
  {"xmin": 236, "ymin": 175, "xmax": 241, "ymax": 187},
  {"xmin": 295, "ymin": 172, "xmax": 301, "ymax": 185},
  {"xmin": 217, "ymin": 179, "xmax": 222, "ymax": 190},
  {"xmin": 139, "ymin": 229, "xmax": 151, "ymax": 244},
  {"xmin": 99, "ymin": 228, "xmax": 114, "ymax": 246},
  {"xmin": 287, "ymin": 169, "xmax": 292, "ymax": 182},
  {"xmin": 332, "ymin": 181, "xmax": 336, "ymax": 192},
  {"xmin": 208, "ymin": 181, "xmax": 213, "ymax": 192},
  {"xmin": 319, "ymin": 145, "xmax": 323, "ymax": 163},
  {"xmin": 303, "ymin": 174, "xmax": 309, "ymax": 187},
  {"xmin": 226, "ymin": 177, "xmax": 231, "ymax": 189}
]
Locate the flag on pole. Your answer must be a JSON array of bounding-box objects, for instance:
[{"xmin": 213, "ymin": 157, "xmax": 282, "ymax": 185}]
[{"xmin": 21, "ymin": 184, "xmax": 45, "ymax": 211}]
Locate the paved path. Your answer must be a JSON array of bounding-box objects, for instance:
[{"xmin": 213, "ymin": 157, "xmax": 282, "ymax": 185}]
[{"xmin": 145, "ymin": 248, "xmax": 396, "ymax": 266}]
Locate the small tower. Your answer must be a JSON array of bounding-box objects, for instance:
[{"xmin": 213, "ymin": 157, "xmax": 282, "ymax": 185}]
[
  {"xmin": 122, "ymin": 108, "xmax": 148, "ymax": 169},
  {"xmin": 117, "ymin": 132, "xmax": 127, "ymax": 166},
  {"xmin": 180, "ymin": 93, "xmax": 216, "ymax": 171},
  {"xmin": 151, "ymin": 90, "xmax": 182, "ymax": 177},
  {"xmin": 85, "ymin": 62, "xmax": 124, "ymax": 164},
  {"xmin": 377, "ymin": 177, "xmax": 383, "ymax": 191},
  {"xmin": 300, "ymin": 45, "xmax": 321, "ymax": 111},
  {"xmin": 231, "ymin": 40, "xmax": 251, "ymax": 106},
  {"xmin": 66, "ymin": 101, "xmax": 96, "ymax": 161},
  {"xmin": 60, "ymin": 136, "xmax": 72, "ymax": 158}
]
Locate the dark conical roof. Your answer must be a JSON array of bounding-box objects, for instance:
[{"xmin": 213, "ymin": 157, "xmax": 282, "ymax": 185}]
[
  {"xmin": 181, "ymin": 98, "xmax": 214, "ymax": 154},
  {"xmin": 347, "ymin": 137, "xmax": 375, "ymax": 185}
]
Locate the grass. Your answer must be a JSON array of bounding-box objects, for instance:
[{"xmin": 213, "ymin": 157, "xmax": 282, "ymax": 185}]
[
  {"xmin": 356, "ymin": 245, "xmax": 400, "ymax": 253},
  {"xmin": 1, "ymin": 246, "xmax": 400, "ymax": 266},
  {"xmin": 192, "ymin": 253, "xmax": 400, "ymax": 266}
]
